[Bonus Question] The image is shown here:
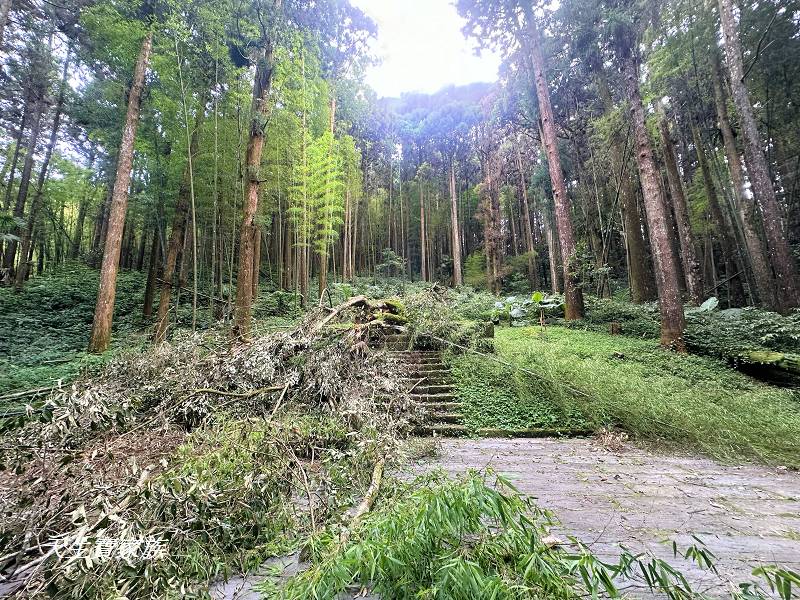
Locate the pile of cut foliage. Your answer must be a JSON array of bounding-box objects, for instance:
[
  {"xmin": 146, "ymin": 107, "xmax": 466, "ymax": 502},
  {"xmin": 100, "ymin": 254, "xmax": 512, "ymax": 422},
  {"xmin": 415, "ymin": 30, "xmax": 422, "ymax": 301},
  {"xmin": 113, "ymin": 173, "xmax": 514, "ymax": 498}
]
[{"xmin": 0, "ymin": 296, "xmax": 412, "ymax": 598}]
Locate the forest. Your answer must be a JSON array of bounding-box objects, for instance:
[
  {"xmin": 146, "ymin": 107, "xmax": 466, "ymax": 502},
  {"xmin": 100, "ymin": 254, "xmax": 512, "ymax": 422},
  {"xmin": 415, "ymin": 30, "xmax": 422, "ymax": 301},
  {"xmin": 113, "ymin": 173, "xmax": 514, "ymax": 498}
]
[{"xmin": 0, "ymin": 0, "xmax": 799, "ymax": 598}]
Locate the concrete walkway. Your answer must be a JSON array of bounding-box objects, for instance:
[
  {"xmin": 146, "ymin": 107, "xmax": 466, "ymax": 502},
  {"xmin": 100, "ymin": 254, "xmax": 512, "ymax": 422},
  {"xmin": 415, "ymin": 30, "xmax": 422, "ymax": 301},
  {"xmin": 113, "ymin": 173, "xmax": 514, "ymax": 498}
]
[{"xmin": 412, "ymin": 438, "xmax": 800, "ymax": 596}]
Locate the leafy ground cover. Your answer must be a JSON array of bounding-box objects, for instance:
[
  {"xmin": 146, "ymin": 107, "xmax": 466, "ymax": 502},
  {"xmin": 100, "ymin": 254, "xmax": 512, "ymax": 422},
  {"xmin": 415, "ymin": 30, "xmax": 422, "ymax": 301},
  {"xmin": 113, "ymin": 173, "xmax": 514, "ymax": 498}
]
[
  {"xmin": 0, "ymin": 264, "xmax": 148, "ymax": 395},
  {"xmin": 473, "ymin": 327, "xmax": 800, "ymax": 467},
  {"xmin": 450, "ymin": 352, "xmax": 589, "ymax": 433}
]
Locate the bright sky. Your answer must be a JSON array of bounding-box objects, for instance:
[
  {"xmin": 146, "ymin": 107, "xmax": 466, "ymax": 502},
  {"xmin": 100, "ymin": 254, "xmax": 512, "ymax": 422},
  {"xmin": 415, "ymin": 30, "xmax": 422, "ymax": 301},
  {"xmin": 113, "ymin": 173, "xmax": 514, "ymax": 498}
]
[{"xmin": 350, "ymin": 0, "xmax": 501, "ymax": 98}]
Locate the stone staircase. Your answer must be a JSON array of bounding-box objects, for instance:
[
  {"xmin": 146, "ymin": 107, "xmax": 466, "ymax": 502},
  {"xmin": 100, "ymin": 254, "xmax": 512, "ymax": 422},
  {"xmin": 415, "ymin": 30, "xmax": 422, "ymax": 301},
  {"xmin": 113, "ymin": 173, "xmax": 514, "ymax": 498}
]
[{"xmin": 383, "ymin": 333, "xmax": 468, "ymax": 437}]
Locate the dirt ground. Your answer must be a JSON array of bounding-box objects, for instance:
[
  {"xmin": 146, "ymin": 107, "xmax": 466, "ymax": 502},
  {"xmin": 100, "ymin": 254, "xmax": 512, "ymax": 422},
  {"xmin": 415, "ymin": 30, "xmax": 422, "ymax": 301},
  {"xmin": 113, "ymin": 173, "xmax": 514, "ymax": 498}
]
[{"xmin": 411, "ymin": 437, "xmax": 800, "ymax": 597}]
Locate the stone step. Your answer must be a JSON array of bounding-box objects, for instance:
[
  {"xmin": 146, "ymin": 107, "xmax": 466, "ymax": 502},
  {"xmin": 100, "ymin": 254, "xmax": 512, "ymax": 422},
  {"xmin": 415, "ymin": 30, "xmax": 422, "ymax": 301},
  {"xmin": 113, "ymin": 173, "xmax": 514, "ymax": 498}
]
[
  {"xmin": 475, "ymin": 427, "xmax": 595, "ymax": 439},
  {"xmin": 418, "ymin": 401, "xmax": 462, "ymax": 411},
  {"xmin": 411, "ymin": 392, "xmax": 456, "ymax": 402},
  {"xmin": 404, "ymin": 375, "xmax": 452, "ymax": 387},
  {"xmin": 428, "ymin": 412, "xmax": 462, "ymax": 424},
  {"xmin": 413, "ymin": 423, "xmax": 469, "ymax": 437},
  {"xmin": 412, "ymin": 384, "xmax": 454, "ymax": 395},
  {"xmin": 393, "ymin": 356, "xmax": 443, "ymax": 363},
  {"xmin": 411, "ymin": 366, "xmax": 451, "ymax": 374}
]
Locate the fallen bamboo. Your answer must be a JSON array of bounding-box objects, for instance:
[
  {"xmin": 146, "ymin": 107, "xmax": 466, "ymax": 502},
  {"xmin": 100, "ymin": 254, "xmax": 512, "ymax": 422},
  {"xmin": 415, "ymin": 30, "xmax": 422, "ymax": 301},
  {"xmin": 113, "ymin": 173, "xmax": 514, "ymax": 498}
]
[{"xmin": 339, "ymin": 457, "xmax": 386, "ymax": 547}]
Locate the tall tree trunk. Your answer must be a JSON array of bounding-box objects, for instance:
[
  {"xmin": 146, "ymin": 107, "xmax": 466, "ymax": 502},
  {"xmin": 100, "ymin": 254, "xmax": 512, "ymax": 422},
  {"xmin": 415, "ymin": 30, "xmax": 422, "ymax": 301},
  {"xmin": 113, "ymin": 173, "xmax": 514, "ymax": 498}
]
[
  {"xmin": 718, "ymin": 0, "xmax": 798, "ymax": 312},
  {"xmin": 594, "ymin": 69, "xmax": 656, "ymax": 303},
  {"xmin": 515, "ymin": 144, "xmax": 540, "ymax": 290},
  {"xmin": 3, "ymin": 95, "xmax": 44, "ymax": 270},
  {"xmin": 658, "ymin": 109, "xmax": 704, "ymax": 305},
  {"xmin": 70, "ymin": 190, "xmax": 89, "ymax": 259},
  {"xmin": 623, "ymin": 47, "xmax": 686, "ymax": 350},
  {"xmin": 232, "ymin": 11, "xmax": 279, "ymax": 338},
  {"xmin": 2, "ymin": 101, "xmax": 28, "ymax": 211},
  {"xmin": 526, "ymin": 13, "xmax": 583, "ymax": 318},
  {"xmin": 691, "ymin": 122, "xmax": 746, "ymax": 306},
  {"xmin": 143, "ymin": 229, "xmax": 160, "ymax": 318},
  {"xmin": 153, "ymin": 93, "xmax": 206, "ymax": 342},
  {"xmin": 419, "ymin": 181, "xmax": 427, "ymax": 281},
  {"xmin": 543, "ymin": 209, "xmax": 562, "ymax": 294},
  {"xmin": 88, "ymin": 31, "xmax": 152, "ymax": 353},
  {"xmin": 449, "ymin": 161, "xmax": 463, "ymax": 286},
  {"xmin": 252, "ymin": 225, "xmax": 261, "ymax": 300},
  {"xmin": 710, "ymin": 50, "xmax": 776, "ymax": 310},
  {"xmin": 15, "ymin": 51, "xmax": 70, "ymax": 289}
]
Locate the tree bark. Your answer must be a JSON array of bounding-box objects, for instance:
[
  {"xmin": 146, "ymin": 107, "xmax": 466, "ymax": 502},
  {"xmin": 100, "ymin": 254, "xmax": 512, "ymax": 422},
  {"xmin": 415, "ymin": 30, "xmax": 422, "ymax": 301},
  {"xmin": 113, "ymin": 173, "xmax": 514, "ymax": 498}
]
[
  {"xmin": 623, "ymin": 49, "xmax": 686, "ymax": 350},
  {"xmin": 88, "ymin": 31, "xmax": 152, "ymax": 353},
  {"xmin": 514, "ymin": 145, "xmax": 540, "ymax": 290},
  {"xmin": 252, "ymin": 225, "xmax": 261, "ymax": 300},
  {"xmin": 717, "ymin": 0, "xmax": 798, "ymax": 312},
  {"xmin": 691, "ymin": 122, "xmax": 746, "ymax": 306},
  {"xmin": 232, "ymin": 6, "xmax": 280, "ymax": 339},
  {"xmin": 15, "ymin": 51, "xmax": 70, "ymax": 289},
  {"xmin": 594, "ymin": 69, "xmax": 656, "ymax": 303},
  {"xmin": 2, "ymin": 101, "xmax": 28, "ymax": 212},
  {"xmin": 710, "ymin": 50, "xmax": 776, "ymax": 310},
  {"xmin": 419, "ymin": 180, "xmax": 427, "ymax": 281},
  {"xmin": 153, "ymin": 92, "xmax": 206, "ymax": 342},
  {"xmin": 657, "ymin": 110, "xmax": 704, "ymax": 305},
  {"xmin": 526, "ymin": 14, "xmax": 583, "ymax": 318},
  {"xmin": 143, "ymin": 229, "xmax": 160, "ymax": 318},
  {"xmin": 449, "ymin": 161, "xmax": 463, "ymax": 286},
  {"xmin": 70, "ymin": 191, "xmax": 88, "ymax": 259},
  {"xmin": 3, "ymin": 95, "xmax": 44, "ymax": 270}
]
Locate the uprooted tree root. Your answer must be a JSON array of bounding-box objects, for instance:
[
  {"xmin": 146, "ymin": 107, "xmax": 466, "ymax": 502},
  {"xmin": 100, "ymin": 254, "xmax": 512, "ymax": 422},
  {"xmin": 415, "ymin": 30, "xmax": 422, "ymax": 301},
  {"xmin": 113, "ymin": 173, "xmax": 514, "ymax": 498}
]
[{"xmin": 0, "ymin": 297, "xmax": 414, "ymax": 598}]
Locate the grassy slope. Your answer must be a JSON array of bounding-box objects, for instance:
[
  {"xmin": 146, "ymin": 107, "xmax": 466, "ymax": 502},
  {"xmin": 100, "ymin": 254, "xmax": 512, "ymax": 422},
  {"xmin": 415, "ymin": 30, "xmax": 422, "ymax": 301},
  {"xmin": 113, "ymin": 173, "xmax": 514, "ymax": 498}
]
[{"xmin": 453, "ymin": 326, "xmax": 800, "ymax": 467}]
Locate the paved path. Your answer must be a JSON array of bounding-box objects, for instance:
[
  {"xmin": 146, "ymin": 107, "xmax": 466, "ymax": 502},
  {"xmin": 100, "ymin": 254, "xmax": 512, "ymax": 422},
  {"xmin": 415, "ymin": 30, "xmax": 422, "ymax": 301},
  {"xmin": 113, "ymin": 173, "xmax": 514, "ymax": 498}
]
[{"xmin": 412, "ymin": 438, "xmax": 800, "ymax": 596}]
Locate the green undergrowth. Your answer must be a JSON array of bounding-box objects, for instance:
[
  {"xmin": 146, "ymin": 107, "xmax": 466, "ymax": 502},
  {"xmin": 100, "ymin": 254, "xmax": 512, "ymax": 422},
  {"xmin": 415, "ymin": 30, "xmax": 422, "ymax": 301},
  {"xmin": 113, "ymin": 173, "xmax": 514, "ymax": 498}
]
[
  {"xmin": 269, "ymin": 470, "xmax": 795, "ymax": 599},
  {"xmin": 493, "ymin": 327, "xmax": 800, "ymax": 467},
  {"xmin": 449, "ymin": 351, "xmax": 589, "ymax": 433},
  {"xmin": 0, "ymin": 264, "xmax": 148, "ymax": 395}
]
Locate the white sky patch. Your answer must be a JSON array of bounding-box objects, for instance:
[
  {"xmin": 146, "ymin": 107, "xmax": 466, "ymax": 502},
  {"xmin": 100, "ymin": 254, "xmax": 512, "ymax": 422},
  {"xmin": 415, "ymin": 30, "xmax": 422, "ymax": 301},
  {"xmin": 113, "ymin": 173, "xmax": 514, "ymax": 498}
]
[{"xmin": 350, "ymin": 0, "xmax": 501, "ymax": 98}]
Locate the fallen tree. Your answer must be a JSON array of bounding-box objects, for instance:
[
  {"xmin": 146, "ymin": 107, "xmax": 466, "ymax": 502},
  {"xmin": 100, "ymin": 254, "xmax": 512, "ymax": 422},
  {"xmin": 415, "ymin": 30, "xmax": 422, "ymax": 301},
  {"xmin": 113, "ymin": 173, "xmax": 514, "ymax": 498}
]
[{"xmin": 0, "ymin": 297, "xmax": 413, "ymax": 599}]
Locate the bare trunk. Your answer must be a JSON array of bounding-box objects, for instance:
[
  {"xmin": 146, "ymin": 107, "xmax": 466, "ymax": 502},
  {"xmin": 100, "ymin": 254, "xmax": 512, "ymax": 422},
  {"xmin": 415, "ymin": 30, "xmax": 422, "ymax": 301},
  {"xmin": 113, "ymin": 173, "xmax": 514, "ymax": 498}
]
[
  {"xmin": 70, "ymin": 192, "xmax": 88, "ymax": 259},
  {"xmin": 691, "ymin": 123, "xmax": 746, "ymax": 306},
  {"xmin": 527, "ymin": 15, "xmax": 583, "ymax": 318},
  {"xmin": 419, "ymin": 181, "xmax": 427, "ymax": 281},
  {"xmin": 15, "ymin": 51, "xmax": 70, "ymax": 289},
  {"xmin": 624, "ymin": 49, "xmax": 686, "ymax": 350},
  {"xmin": 544, "ymin": 209, "xmax": 561, "ymax": 294},
  {"xmin": 515, "ymin": 145, "xmax": 539, "ymax": 289},
  {"xmin": 2, "ymin": 102, "xmax": 27, "ymax": 212},
  {"xmin": 143, "ymin": 229, "xmax": 160, "ymax": 318},
  {"xmin": 3, "ymin": 95, "xmax": 44, "ymax": 270},
  {"xmin": 153, "ymin": 91, "xmax": 206, "ymax": 343},
  {"xmin": 658, "ymin": 110, "xmax": 704, "ymax": 305},
  {"xmin": 718, "ymin": 0, "xmax": 798, "ymax": 312},
  {"xmin": 711, "ymin": 51, "xmax": 776, "ymax": 310},
  {"xmin": 89, "ymin": 31, "xmax": 152, "ymax": 353},
  {"xmin": 449, "ymin": 162, "xmax": 463, "ymax": 286},
  {"xmin": 252, "ymin": 225, "xmax": 261, "ymax": 300},
  {"xmin": 233, "ymin": 21, "xmax": 278, "ymax": 338}
]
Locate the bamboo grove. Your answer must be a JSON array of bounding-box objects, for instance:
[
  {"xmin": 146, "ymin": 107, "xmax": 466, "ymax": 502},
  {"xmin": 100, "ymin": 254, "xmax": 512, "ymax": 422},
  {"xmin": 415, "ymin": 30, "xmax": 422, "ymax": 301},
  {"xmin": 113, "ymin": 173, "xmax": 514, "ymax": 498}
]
[{"xmin": 0, "ymin": 0, "xmax": 798, "ymax": 352}]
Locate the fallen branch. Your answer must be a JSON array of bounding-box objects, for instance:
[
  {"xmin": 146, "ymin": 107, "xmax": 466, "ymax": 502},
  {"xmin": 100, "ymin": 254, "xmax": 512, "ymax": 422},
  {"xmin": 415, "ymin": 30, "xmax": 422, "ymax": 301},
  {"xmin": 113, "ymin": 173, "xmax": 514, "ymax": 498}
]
[{"xmin": 339, "ymin": 457, "xmax": 386, "ymax": 547}]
